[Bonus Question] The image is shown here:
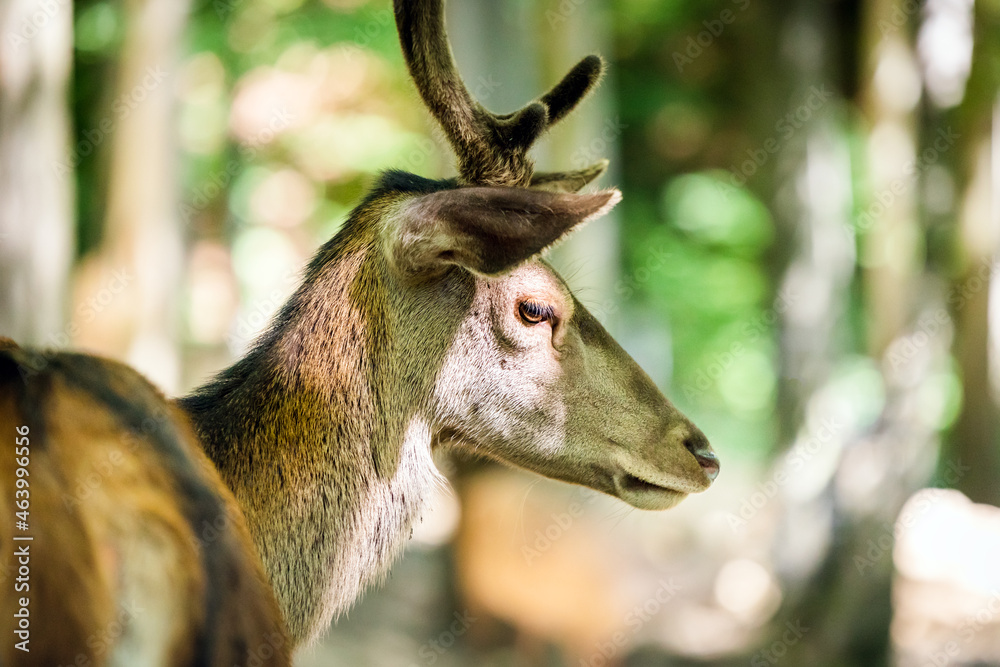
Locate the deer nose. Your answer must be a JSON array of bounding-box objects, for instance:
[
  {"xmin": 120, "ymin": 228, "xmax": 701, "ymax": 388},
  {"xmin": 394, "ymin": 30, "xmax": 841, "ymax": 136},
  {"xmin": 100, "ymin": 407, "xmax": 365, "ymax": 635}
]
[{"xmin": 684, "ymin": 430, "xmax": 720, "ymax": 482}]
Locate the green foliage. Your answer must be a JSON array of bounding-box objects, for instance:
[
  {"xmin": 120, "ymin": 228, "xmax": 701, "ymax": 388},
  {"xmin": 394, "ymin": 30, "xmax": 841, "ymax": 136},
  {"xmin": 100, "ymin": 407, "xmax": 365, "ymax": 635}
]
[
  {"xmin": 74, "ymin": 1, "xmax": 123, "ymax": 55},
  {"xmin": 616, "ymin": 173, "xmax": 776, "ymax": 459},
  {"xmin": 663, "ymin": 172, "xmax": 773, "ymax": 253}
]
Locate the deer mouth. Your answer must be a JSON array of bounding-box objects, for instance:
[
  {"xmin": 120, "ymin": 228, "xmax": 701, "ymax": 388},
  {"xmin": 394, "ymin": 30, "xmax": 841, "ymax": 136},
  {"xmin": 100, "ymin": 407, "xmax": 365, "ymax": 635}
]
[
  {"xmin": 621, "ymin": 473, "xmax": 673, "ymax": 494},
  {"xmin": 614, "ymin": 472, "xmax": 689, "ymax": 511}
]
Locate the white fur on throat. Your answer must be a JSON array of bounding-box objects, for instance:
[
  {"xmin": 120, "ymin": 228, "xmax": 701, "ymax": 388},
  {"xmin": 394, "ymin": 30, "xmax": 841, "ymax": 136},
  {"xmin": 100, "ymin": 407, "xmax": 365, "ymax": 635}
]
[{"xmin": 302, "ymin": 415, "xmax": 445, "ymax": 644}]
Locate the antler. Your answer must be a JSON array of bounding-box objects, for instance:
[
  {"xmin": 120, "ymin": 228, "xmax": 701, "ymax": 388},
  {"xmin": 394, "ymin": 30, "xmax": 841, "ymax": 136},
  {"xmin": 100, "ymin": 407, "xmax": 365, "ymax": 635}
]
[{"xmin": 394, "ymin": 0, "xmax": 604, "ymax": 187}]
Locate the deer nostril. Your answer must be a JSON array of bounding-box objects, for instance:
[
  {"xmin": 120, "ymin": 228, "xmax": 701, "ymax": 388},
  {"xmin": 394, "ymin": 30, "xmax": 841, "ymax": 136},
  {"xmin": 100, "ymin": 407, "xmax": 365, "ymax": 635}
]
[
  {"xmin": 684, "ymin": 431, "xmax": 720, "ymax": 482},
  {"xmin": 683, "ymin": 431, "xmax": 705, "ymax": 454}
]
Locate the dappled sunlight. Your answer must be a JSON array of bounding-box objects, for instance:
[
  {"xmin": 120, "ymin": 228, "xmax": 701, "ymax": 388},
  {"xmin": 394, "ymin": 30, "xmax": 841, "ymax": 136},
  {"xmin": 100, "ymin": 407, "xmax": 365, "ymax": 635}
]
[
  {"xmin": 249, "ymin": 168, "xmax": 318, "ymax": 228},
  {"xmin": 184, "ymin": 241, "xmax": 239, "ymax": 345},
  {"xmin": 874, "ymin": 41, "xmax": 922, "ymax": 114},
  {"xmin": 918, "ymin": 0, "xmax": 975, "ymax": 108},
  {"xmin": 892, "ymin": 489, "xmax": 1000, "ymax": 665},
  {"xmin": 895, "ymin": 489, "xmax": 1000, "ymax": 595},
  {"xmin": 713, "ymin": 558, "xmax": 782, "ymax": 624},
  {"xmin": 177, "ymin": 52, "xmax": 228, "ymax": 155}
]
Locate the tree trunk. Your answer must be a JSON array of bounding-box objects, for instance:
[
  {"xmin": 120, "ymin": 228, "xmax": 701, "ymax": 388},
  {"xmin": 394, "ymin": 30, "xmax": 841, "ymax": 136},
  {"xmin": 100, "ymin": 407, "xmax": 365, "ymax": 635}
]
[
  {"xmin": 945, "ymin": 3, "xmax": 1000, "ymax": 507},
  {"xmin": 0, "ymin": 0, "xmax": 74, "ymax": 344},
  {"xmin": 70, "ymin": 0, "xmax": 191, "ymax": 393},
  {"xmin": 752, "ymin": 0, "xmax": 941, "ymax": 663}
]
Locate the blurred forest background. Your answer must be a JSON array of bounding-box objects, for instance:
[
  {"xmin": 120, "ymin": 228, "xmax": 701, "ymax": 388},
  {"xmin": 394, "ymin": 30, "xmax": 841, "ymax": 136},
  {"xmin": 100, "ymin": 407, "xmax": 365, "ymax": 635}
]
[{"xmin": 3, "ymin": 0, "xmax": 1000, "ymax": 664}]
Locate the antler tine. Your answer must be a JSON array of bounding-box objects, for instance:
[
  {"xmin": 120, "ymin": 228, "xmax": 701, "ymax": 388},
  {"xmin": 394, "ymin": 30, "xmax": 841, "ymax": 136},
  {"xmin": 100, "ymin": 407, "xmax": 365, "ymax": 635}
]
[
  {"xmin": 540, "ymin": 55, "xmax": 604, "ymax": 126},
  {"xmin": 394, "ymin": 0, "xmax": 605, "ymax": 187}
]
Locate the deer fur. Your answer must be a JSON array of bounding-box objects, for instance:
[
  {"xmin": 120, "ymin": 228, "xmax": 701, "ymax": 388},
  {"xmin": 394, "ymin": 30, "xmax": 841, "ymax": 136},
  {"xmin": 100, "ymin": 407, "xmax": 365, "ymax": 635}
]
[
  {"xmin": 0, "ymin": 0, "xmax": 720, "ymax": 659},
  {"xmin": 178, "ymin": 175, "xmax": 669, "ymax": 643},
  {"xmin": 178, "ymin": 169, "xmax": 721, "ymax": 643},
  {"xmin": 0, "ymin": 340, "xmax": 290, "ymax": 666}
]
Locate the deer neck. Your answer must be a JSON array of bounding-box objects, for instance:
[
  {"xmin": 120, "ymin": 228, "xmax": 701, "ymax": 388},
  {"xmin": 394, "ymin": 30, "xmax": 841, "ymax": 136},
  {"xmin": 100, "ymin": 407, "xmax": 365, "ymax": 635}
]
[{"xmin": 180, "ymin": 227, "xmax": 452, "ymax": 646}]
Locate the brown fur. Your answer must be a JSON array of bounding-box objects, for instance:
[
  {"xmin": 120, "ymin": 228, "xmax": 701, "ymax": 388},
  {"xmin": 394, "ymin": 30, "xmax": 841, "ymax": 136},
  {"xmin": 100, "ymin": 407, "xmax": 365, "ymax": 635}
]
[
  {"xmin": 176, "ymin": 0, "xmax": 718, "ymax": 648},
  {"xmin": 0, "ymin": 0, "xmax": 717, "ymax": 658},
  {"xmin": 0, "ymin": 341, "xmax": 290, "ymax": 666}
]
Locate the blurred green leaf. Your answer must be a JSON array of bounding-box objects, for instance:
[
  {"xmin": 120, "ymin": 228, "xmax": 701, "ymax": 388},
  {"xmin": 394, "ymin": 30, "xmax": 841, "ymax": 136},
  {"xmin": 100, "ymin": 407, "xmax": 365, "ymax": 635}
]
[
  {"xmin": 662, "ymin": 171, "xmax": 774, "ymax": 252},
  {"xmin": 75, "ymin": 2, "xmax": 122, "ymax": 55}
]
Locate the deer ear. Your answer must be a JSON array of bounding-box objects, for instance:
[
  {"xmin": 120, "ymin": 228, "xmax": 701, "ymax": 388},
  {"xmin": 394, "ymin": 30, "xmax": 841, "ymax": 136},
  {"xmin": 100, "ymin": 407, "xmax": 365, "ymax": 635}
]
[
  {"xmin": 388, "ymin": 186, "xmax": 621, "ymax": 276},
  {"xmin": 529, "ymin": 160, "xmax": 609, "ymax": 193}
]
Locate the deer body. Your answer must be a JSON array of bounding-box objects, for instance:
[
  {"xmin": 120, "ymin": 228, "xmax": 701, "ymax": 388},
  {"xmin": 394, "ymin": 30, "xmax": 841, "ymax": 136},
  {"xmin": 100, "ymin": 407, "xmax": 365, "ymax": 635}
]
[
  {"xmin": 0, "ymin": 343, "xmax": 291, "ymax": 667},
  {"xmin": 0, "ymin": 0, "xmax": 720, "ymax": 661}
]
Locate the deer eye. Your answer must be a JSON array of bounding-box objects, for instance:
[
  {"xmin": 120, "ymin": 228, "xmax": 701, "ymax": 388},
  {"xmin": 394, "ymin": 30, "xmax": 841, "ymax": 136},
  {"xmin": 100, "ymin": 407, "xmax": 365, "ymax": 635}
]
[{"xmin": 518, "ymin": 300, "xmax": 553, "ymax": 325}]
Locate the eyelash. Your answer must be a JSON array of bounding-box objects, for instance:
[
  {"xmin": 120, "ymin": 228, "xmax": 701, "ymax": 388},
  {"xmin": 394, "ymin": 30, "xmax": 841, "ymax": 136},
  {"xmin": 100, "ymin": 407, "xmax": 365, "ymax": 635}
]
[{"xmin": 518, "ymin": 300, "xmax": 554, "ymax": 325}]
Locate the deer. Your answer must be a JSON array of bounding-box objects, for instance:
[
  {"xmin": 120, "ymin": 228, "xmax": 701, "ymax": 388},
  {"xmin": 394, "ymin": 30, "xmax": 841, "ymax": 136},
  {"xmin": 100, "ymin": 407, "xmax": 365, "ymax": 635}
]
[
  {"xmin": 0, "ymin": 0, "xmax": 719, "ymax": 662},
  {"xmin": 0, "ymin": 340, "xmax": 291, "ymax": 667}
]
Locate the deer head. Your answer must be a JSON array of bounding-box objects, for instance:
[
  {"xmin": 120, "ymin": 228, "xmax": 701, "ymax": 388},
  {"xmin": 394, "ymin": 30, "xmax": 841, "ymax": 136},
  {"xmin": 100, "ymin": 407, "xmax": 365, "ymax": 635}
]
[
  {"xmin": 387, "ymin": 0, "xmax": 719, "ymax": 510},
  {"xmin": 182, "ymin": 0, "xmax": 720, "ymax": 645}
]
